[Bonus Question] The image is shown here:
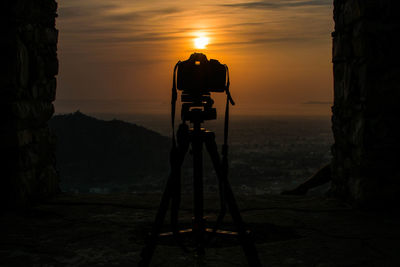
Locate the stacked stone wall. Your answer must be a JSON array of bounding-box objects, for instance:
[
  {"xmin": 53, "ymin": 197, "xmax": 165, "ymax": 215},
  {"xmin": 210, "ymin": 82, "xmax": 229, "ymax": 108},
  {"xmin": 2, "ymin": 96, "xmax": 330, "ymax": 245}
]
[
  {"xmin": 331, "ymin": 0, "xmax": 400, "ymax": 206},
  {"xmin": 1, "ymin": 0, "xmax": 59, "ymax": 208}
]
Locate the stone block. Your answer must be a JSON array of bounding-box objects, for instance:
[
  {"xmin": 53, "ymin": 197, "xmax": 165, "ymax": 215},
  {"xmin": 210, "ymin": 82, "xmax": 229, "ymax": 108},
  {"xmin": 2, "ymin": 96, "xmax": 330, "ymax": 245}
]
[
  {"xmin": 16, "ymin": 38, "xmax": 30, "ymax": 88},
  {"xmin": 37, "ymin": 164, "xmax": 59, "ymax": 196},
  {"xmin": 332, "ymin": 34, "xmax": 353, "ymax": 61},
  {"xmin": 41, "ymin": 27, "xmax": 58, "ymax": 44},
  {"xmin": 12, "ymin": 100, "xmax": 54, "ymax": 122},
  {"xmin": 342, "ymin": 0, "xmax": 362, "ymax": 26}
]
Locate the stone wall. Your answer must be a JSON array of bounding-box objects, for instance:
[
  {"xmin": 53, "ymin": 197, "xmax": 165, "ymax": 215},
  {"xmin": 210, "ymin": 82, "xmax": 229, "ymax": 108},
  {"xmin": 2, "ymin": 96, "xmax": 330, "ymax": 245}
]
[
  {"xmin": 331, "ymin": 0, "xmax": 400, "ymax": 206},
  {"xmin": 1, "ymin": 0, "xmax": 59, "ymax": 208}
]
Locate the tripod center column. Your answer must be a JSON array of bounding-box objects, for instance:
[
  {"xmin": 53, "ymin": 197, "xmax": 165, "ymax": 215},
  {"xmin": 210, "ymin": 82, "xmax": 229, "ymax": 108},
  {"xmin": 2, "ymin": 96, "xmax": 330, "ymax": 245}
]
[{"xmin": 192, "ymin": 121, "xmax": 205, "ymax": 254}]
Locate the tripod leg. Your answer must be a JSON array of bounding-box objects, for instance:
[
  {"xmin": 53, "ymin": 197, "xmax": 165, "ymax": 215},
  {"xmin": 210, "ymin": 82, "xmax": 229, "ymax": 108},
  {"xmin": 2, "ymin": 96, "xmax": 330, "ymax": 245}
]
[
  {"xmin": 203, "ymin": 133, "xmax": 227, "ymax": 238},
  {"xmin": 139, "ymin": 124, "xmax": 190, "ymax": 267},
  {"xmin": 204, "ymin": 133, "xmax": 262, "ymax": 267},
  {"xmin": 170, "ymin": 162, "xmax": 182, "ymax": 236},
  {"xmin": 171, "ymin": 124, "xmax": 190, "ymax": 244},
  {"xmin": 192, "ymin": 122, "xmax": 205, "ymax": 255},
  {"xmin": 221, "ymin": 175, "xmax": 262, "ymax": 267},
  {"xmin": 139, "ymin": 167, "xmax": 176, "ymax": 266}
]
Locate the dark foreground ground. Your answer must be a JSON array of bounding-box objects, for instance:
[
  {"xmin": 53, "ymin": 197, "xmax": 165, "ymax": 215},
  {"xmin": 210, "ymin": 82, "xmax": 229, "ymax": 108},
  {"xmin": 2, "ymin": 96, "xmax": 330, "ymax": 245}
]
[{"xmin": 1, "ymin": 193, "xmax": 399, "ymax": 267}]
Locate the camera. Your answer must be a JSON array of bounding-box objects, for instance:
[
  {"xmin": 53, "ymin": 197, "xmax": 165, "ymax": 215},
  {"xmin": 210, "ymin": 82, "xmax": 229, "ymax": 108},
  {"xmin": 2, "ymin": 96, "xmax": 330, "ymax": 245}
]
[
  {"xmin": 177, "ymin": 53, "xmax": 227, "ymax": 95},
  {"xmin": 172, "ymin": 53, "xmax": 232, "ymax": 123}
]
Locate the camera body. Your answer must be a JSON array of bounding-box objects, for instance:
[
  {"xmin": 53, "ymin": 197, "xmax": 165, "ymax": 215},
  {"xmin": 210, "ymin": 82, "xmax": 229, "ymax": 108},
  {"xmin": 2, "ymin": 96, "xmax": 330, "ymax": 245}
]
[{"xmin": 177, "ymin": 53, "xmax": 227, "ymax": 95}]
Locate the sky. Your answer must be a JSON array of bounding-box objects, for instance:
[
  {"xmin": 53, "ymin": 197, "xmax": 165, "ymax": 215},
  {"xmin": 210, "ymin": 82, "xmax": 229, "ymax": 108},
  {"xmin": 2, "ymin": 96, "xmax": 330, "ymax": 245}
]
[{"xmin": 55, "ymin": 0, "xmax": 334, "ymax": 116}]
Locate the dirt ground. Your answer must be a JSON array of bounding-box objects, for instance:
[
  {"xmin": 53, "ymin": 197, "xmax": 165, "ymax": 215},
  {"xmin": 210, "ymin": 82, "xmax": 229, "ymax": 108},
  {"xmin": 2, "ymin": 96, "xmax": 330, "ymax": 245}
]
[{"xmin": 1, "ymin": 193, "xmax": 399, "ymax": 266}]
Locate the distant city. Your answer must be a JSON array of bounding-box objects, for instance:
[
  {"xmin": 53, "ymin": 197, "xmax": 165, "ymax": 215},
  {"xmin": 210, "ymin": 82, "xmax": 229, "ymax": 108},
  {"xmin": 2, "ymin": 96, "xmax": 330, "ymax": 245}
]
[{"xmin": 51, "ymin": 113, "xmax": 333, "ymax": 196}]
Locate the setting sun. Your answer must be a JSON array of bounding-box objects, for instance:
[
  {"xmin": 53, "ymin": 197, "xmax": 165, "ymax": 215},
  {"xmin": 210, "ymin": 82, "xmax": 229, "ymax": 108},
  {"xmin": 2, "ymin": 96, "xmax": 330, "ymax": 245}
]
[{"xmin": 194, "ymin": 36, "xmax": 209, "ymax": 49}]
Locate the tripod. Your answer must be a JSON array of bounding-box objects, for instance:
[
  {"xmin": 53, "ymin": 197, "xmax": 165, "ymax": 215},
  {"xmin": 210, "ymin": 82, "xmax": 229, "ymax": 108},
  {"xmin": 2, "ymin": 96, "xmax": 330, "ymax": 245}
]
[{"xmin": 138, "ymin": 108, "xmax": 262, "ymax": 266}]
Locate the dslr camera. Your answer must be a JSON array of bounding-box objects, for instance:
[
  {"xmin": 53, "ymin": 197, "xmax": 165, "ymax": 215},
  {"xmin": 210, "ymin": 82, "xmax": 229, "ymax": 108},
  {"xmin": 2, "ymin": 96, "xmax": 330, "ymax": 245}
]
[
  {"xmin": 175, "ymin": 53, "xmax": 229, "ymax": 122},
  {"xmin": 177, "ymin": 53, "xmax": 228, "ymax": 95}
]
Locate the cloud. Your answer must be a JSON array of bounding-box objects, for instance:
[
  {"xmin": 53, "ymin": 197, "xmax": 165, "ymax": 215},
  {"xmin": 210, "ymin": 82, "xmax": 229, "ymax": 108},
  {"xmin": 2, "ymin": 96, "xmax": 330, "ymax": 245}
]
[
  {"xmin": 104, "ymin": 7, "xmax": 183, "ymax": 22},
  {"xmin": 58, "ymin": 4, "xmax": 182, "ymax": 21},
  {"xmin": 303, "ymin": 101, "xmax": 332, "ymax": 105},
  {"xmin": 220, "ymin": 0, "xmax": 332, "ymax": 9},
  {"xmin": 58, "ymin": 4, "xmax": 118, "ymax": 19},
  {"xmin": 58, "ymin": 3, "xmax": 184, "ymax": 46},
  {"xmin": 88, "ymin": 33, "xmax": 184, "ymax": 44},
  {"xmin": 211, "ymin": 36, "xmax": 314, "ymax": 48}
]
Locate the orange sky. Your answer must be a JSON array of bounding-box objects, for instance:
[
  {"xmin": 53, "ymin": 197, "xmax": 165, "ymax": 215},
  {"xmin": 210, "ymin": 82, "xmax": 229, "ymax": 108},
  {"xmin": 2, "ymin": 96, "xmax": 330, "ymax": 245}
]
[{"xmin": 55, "ymin": 0, "xmax": 334, "ymax": 116}]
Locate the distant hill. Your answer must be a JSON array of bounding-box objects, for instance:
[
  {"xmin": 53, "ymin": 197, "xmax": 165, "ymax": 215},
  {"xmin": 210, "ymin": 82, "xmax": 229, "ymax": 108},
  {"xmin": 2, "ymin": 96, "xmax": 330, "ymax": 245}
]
[{"xmin": 49, "ymin": 111, "xmax": 171, "ymax": 192}]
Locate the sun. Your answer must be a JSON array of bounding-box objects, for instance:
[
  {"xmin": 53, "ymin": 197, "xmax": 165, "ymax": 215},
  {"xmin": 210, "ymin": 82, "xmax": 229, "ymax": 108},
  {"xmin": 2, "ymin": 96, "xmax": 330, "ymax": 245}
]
[{"xmin": 194, "ymin": 36, "xmax": 209, "ymax": 49}]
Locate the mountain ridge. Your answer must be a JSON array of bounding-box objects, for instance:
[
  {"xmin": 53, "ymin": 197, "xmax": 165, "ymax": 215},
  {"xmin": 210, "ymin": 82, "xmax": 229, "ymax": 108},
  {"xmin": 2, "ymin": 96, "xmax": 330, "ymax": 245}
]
[{"xmin": 49, "ymin": 111, "xmax": 170, "ymax": 192}]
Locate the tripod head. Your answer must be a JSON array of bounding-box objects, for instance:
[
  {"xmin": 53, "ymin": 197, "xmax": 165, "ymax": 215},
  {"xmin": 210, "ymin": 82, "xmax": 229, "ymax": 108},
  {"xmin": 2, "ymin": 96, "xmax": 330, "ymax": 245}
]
[{"xmin": 181, "ymin": 93, "xmax": 216, "ymax": 123}]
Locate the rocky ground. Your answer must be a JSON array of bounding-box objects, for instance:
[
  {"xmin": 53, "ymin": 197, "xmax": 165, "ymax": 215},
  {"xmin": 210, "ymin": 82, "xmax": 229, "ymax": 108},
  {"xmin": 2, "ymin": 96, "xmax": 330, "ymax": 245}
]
[{"xmin": 1, "ymin": 193, "xmax": 399, "ymax": 267}]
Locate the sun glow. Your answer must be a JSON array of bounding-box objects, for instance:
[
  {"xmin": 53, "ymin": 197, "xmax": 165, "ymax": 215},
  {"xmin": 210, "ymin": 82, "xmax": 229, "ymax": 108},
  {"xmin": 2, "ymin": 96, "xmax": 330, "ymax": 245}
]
[{"xmin": 194, "ymin": 36, "xmax": 209, "ymax": 49}]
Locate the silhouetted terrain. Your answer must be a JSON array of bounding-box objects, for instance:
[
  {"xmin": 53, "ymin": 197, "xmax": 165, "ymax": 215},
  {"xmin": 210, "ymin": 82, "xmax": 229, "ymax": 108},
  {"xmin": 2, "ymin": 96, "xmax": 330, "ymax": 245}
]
[
  {"xmin": 49, "ymin": 111, "xmax": 170, "ymax": 192},
  {"xmin": 50, "ymin": 112, "xmax": 332, "ymax": 194}
]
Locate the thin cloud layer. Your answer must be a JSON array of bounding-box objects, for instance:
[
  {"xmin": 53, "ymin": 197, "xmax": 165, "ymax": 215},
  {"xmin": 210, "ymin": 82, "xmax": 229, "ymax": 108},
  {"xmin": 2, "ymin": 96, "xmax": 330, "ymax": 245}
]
[
  {"xmin": 220, "ymin": 0, "xmax": 332, "ymax": 9},
  {"xmin": 58, "ymin": 0, "xmax": 332, "ymax": 49}
]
